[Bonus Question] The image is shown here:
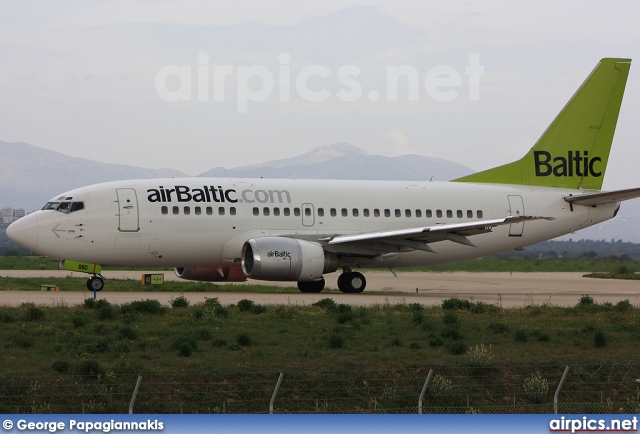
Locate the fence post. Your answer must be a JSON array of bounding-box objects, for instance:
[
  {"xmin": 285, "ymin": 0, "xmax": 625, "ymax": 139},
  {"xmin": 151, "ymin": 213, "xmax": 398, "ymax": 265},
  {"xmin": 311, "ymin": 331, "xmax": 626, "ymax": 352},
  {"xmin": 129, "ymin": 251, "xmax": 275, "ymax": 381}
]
[
  {"xmin": 554, "ymin": 366, "xmax": 570, "ymax": 414},
  {"xmin": 270, "ymin": 372, "xmax": 284, "ymax": 414},
  {"xmin": 129, "ymin": 375, "xmax": 143, "ymax": 414},
  {"xmin": 418, "ymin": 369, "xmax": 434, "ymax": 414}
]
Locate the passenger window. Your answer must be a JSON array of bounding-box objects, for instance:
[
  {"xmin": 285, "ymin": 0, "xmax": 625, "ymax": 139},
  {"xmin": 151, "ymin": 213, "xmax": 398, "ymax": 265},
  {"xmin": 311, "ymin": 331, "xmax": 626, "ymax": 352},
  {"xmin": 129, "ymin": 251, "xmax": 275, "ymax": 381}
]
[
  {"xmin": 436, "ymin": 210, "xmax": 442, "ymax": 218},
  {"xmin": 426, "ymin": 209, "xmax": 432, "ymax": 218},
  {"xmin": 352, "ymin": 209, "xmax": 359, "ymax": 217},
  {"xmin": 363, "ymin": 209, "xmax": 370, "ymax": 217},
  {"xmin": 374, "ymin": 209, "xmax": 380, "ymax": 217},
  {"xmin": 195, "ymin": 207, "xmax": 201, "ymax": 215},
  {"xmin": 477, "ymin": 210, "xmax": 484, "ymax": 218},
  {"xmin": 206, "ymin": 207, "xmax": 213, "ymax": 215},
  {"xmin": 161, "ymin": 206, "xmax": 168, "ymax": 215},
  {"xmin": 341, "ymin": 208, "xmax": 348, "ymax": 217},
  {"xmin": 330, "ymin": 208, "xmax": 337, "ymax": 217},
  {"xmin": 318, "ymin": 208, "xmax": 324, "ymax": 217},
  {"xmin": 415, "ymin": 209, "xmax": 422, "ymax": 218},
  {"xmin": 384, "ymin": 209, "xmax": 391, "ymax": 217},
  {"xmin": 395, "ymin": 209, "xmax": 401, "ymax": 218},
  {"xmin": 294, "ymin": 208, "xmax": 300, "ymax": 216},
  {"xmin": 274, "ymin": 207, "xmax": 280, "ymax": 216},
  {"xmin": 173, "ymin": 206, "xmax": 179, "ymax": 215},
  {"xmin": 253, "ymin": 207, "xmax": 259, "ymax": 216},
  {"xmin": 284, "ymin": 208, "xmax": 290, "ymax": 216},
  {"xmin": 230, "ymin": 207, "xmax": 236, "ymax": 216},
  {"xmin": 405, "ymin": 209, "xmax": 411, "ymax": 218},
  {"xmin": 305, "ymin": 208, "xmax": 311, "ymax": 216},
  {"xmin": 184, "ymin": 206, "xmax": 190, "ymax": 215},
  {"xmin": 219, "ymin": 207, "xmax": 225, "ymax": 215},
  {"xmin": 447, "ymin": 210, "xmax": 453, "ymax": 218},
  {"xmin": 263, "ymin": 207, "xmax": 270, "ymax": 216},
  {"xmin": 457, "ymin": 210, "xmax": 463, "ymax": 218},
  {"xmin": 467, "ymin": 210, "xmax": 473, "ymax": 218}
]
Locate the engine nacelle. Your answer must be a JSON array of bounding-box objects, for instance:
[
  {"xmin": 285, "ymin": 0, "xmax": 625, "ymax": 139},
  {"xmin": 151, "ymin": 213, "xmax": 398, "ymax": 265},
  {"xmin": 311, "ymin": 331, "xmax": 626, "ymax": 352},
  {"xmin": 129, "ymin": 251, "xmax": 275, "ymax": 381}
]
[
  {"xmin": 174, "ymin": 266, "xmax": 247, "ymax": 282},
  {"xmin": 241, "ymin": 237, "xmax": 338, "ymax": 281}
]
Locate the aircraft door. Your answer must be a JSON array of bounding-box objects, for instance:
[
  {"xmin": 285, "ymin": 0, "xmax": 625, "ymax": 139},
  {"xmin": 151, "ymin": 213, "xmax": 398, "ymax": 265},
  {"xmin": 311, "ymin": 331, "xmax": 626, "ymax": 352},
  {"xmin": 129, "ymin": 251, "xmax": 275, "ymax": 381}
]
[
  {"xmin": 116, "ymin": 188, "xmax": 140, "ymax": 232},
  {"xmin": 507, "ymin": 195, "xmax": 525, "ymax": 237},
  {"xmin": 301, "ymin": 203, "xmax": 315, "ymax": 227}
]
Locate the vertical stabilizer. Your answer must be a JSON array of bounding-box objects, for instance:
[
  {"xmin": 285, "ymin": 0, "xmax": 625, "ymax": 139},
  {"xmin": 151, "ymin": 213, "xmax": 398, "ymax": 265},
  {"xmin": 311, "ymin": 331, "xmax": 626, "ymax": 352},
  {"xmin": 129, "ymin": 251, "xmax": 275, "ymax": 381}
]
[{"xmin": 454, "ymin": 58, "xmax": 631, "ymax": 189}]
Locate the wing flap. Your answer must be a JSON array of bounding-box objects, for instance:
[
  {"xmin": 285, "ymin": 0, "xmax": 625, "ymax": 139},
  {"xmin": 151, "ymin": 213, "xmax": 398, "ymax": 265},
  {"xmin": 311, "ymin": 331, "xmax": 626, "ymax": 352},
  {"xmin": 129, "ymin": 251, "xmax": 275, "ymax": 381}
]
[{"xmin": 327, "ymin": 215, "xmax": 553, "ymax": 248}]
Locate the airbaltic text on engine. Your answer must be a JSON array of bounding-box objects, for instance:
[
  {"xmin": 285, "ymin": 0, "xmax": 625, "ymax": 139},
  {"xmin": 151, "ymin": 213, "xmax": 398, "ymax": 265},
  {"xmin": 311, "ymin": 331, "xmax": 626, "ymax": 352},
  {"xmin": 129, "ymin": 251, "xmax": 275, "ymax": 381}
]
[
  {"xmin": 146, "ymin": 185, "xmax": 292, "ymax": 204},
  {"xmin": 534, "ymin": 151, "xmax": 602, "ymax": 177}
]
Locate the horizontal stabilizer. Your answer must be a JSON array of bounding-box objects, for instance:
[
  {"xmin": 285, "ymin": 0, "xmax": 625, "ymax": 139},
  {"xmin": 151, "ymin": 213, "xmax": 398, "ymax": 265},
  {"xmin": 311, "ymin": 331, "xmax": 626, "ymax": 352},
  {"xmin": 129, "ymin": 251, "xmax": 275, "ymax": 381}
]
[{"xmin": 564, "ymin": 187, "xmax": 640, "ymax": 206}]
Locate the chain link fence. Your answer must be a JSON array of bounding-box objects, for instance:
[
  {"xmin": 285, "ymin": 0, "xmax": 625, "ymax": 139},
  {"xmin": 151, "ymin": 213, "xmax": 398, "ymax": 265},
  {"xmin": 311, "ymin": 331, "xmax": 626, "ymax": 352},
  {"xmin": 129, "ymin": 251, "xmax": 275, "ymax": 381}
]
[{"xmin": 2, "ymin": 362, "xmax": 639, "ymax": 414}]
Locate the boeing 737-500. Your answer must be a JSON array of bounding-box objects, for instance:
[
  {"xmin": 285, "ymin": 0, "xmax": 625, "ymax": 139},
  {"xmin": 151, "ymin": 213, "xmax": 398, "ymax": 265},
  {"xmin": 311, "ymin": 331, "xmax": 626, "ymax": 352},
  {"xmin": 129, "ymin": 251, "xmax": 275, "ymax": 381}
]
[{"xmin": 7, "ymin": 58, "xmax": 640, "ymax": 293}]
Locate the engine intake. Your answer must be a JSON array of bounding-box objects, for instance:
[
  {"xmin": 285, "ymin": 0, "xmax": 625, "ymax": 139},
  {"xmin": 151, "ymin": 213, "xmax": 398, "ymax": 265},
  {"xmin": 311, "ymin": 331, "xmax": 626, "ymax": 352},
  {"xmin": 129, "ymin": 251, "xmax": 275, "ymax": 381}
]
[{"xmin": 242, "ymin": 237, "xmax": 337, "ymax": 281}]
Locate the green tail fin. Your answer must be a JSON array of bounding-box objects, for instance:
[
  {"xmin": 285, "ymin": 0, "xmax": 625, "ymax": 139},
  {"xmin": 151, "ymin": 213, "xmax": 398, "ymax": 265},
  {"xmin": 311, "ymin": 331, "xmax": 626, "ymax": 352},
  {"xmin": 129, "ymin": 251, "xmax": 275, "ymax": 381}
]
[{"xmin": 454, "ymin": 58, "xmax": 631, "ymax": 190}]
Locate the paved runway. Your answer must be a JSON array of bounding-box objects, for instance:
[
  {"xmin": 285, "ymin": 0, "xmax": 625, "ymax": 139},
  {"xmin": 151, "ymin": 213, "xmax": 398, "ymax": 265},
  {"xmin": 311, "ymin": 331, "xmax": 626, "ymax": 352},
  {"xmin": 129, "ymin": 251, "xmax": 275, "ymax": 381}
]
[{"xmin": 1, "ymin": 270, "xmax": 639, "ymax": 308}]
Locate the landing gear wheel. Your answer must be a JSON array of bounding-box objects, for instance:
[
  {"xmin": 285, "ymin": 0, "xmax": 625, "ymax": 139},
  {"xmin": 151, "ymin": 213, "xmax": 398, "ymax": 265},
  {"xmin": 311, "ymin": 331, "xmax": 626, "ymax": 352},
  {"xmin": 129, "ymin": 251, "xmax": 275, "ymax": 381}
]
[
  {"xmin": 297, "ymin": 277, "xmax": 325, "ymax": 293},
  {"xmin": 338, "ymin": 272, "xmax": 366, "ymax": 293},
  {"xmin": 86, "ymin": 275, "xmax": 104, "ymax": 292}
]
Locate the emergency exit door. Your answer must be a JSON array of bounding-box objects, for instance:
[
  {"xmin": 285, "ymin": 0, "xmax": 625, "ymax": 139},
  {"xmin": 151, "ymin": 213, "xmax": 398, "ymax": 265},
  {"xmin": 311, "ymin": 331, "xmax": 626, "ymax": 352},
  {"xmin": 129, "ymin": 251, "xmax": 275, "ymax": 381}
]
[{"xmin": 508, "ymin": 195, "xmax": 525, "ymax": 237}]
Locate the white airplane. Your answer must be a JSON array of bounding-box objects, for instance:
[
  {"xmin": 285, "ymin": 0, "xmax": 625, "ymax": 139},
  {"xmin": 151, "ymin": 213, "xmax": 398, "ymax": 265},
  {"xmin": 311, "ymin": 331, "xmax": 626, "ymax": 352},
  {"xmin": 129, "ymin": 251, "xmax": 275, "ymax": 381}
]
[{"xmin": 7, "ymin": 58, "xmax": 640, "ymax": 293}]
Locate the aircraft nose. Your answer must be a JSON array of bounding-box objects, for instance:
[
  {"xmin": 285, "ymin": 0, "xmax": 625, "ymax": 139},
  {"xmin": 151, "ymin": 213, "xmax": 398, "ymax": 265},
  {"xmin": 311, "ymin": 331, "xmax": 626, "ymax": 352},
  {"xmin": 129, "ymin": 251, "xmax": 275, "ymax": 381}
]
[{"xmin": 6, "ymin": 213, "xmax": 39, "ymax": 252}]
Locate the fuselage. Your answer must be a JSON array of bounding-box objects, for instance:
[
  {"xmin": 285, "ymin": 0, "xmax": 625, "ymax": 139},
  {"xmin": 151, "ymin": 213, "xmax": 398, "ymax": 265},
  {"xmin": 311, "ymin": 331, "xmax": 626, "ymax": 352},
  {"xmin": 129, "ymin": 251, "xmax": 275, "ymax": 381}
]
[{"xmin": 7, "ymin": 177, "xmax": 619, "ymax": 272}]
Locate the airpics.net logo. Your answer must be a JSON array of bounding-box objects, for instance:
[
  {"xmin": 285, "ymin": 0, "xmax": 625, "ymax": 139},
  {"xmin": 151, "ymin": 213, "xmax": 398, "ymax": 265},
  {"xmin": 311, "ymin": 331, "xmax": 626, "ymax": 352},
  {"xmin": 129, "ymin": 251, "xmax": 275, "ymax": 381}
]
[{"xmin": 155, "ymin": 53, "xmax": 484, "ymax": 113}]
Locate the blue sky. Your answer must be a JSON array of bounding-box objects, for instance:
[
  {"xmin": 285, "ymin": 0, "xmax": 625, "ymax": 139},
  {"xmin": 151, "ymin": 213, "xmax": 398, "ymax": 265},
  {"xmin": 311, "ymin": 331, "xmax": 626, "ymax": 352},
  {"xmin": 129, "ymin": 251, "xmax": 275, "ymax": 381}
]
[{"xmin": 1, "ymin": 0, "xmax": 639, "ymax": 190}]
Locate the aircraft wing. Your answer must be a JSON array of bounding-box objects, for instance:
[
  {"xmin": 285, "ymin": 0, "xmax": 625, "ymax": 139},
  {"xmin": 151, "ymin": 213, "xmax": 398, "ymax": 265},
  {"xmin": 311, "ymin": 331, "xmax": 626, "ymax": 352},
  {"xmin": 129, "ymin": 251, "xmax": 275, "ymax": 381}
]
[
  {"xmin": 564, "ymin": 187, "xmax": 640, "ymax": 206},
  {"xmin": 323, "ymin": 215, "xmax": 553, "ymax": 253}
]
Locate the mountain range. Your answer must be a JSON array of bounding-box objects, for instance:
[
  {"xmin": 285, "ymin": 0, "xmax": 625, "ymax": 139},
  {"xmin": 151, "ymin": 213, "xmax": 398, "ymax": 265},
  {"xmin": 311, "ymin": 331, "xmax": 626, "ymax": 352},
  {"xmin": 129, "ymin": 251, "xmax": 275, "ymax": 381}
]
[{"xmin": 1, "ymin": 140, "xmax": 638, "ymax": 241}]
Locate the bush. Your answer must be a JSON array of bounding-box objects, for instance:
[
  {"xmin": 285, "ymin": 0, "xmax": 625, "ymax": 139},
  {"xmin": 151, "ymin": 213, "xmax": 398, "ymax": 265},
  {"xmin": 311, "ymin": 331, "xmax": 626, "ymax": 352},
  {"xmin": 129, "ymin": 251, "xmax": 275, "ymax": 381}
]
[
  {"xmin": 71, "ymin": 313, "xmax": 88, "ymax": 328},
  {"xmin": 412, "ymin": 311, "xmax": 424, "ymax": 324},
  {"xmin": 97, "ymin": 305, "xmax": 116, "ymax": 320},
  {"xmin": 8, "ymin": 333, "xmax": 34, "ymax": 349},
  {"xmin": 488, "ymin": 322, "xmax": 510, "ymax": 334},
  {"xmin": 178, "ymin": 342, "xmax": 192, "ymax": 357},
  {"xmin": 237, "ymin": 299, "xmax": 255, "ymax": 312},
  {"xmin": 170, "ymin": 296, "xmax": 189, "ymax": 309},
  {"xmin": 468, "ymin": 344, "xmax": 494, "ymax": 367},
  {"xmin": 24, "ymin": 305, "xmax": 45, "ymax": 322},
  {"xmin": 51, "ymin": 360, "xmax": 69, "ymax": 373},
  {"xmin": 126, "ymin": 299, "xmax": 165, "ymax": 314},
  {"xmin": 251, "ymin": 304, "xmax": 267, "ymax": 315},
  {"xmin": 77, "ymin": 360, "xmax": 105, "ymax": 378},
  {"xmin": 428, "ymin": 336, "xmax": 445, "ymax": 347},
  {"xmin": 215, "ymin": 306, "xmax": 229, "ymax": 318},
  {"xmin": 594, "ymin": 330, "xmax": 607, "ymax": 348},
  {"xmin": 337, "ymin": 311, "xmax": 355, "ymax": 324},
  {"xmin": 447, "ymin": 341, "xmax": 468, "ymax": 355},
  {"xmin": 443, "ymin": 312, "xmax": 458, "ymax": 325},
  {"xmin": 616, "ymin": 300, "xmax": 632, "ymax": 312},
  {"xmin": 236, "ymin": 332, "xmax": 252, "ymax": 347},
  {"xmin": 441, "ymin": 327, "xmax": 462, "ymax": 340},
  {"xmin": 118, "ymin": 327, "xmax": 139, "ymax": 341},
  {"xmin": 579, "ymin": 294, "xmax": 594, "ymax": 305},
  {"xmin": 524, "ymin": 371, "xmax": 549, "ymax": 403},
  {"xmin": 212, "ymin": 338, "xmax": 227, "ymax": 348},
  {"xmin": 442, "ymin": 298, "xmax": 473, "ymax": 310},
  {"xmin": 390, "ymin": 337, "xmax": 402, "ymax": 347},
  {"xmin": 409, "ymin": 342, "xmax": 422, "ymax": 350},
  {"xmin": 514, "ymin": 328, "xmax": 529, "ymax": 342},
  {"xmin": 86, "ymin": 338, "xmax": 111, "ymax": 354},
  {"xmin": 328, "ymin": 333, "xmax": 345, "ymax": 349},
  {"xmin": 337, "ymin": 304, "xmax": 352, "ymax": 313},
  {"xmin": 312, "ymin": 298, "xmax": 337, "ymax": 312},
  {"xmin": 83, "ymin": 298, "xmax": 96, "ymax": 309},
  {"xmin": 171, "ymin": 335, "xmax": 198, "ymax": 353}
]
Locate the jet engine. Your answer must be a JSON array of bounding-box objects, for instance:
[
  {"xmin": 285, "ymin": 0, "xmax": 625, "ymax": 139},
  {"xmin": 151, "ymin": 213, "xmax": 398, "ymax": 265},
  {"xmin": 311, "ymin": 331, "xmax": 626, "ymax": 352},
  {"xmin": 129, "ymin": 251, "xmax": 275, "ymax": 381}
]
[
  {"xmin": 174, "ymin": 266, "xmax": 247, "ymax": 282},
  {"xmin": 241, "ymin": 237, "xmax": 338, "ymax": 281}
]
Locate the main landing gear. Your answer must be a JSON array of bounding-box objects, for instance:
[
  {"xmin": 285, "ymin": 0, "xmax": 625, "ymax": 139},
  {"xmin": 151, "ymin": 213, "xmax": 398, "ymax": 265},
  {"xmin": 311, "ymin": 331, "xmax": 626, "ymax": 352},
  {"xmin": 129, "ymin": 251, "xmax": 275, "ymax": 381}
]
[
  {"xmin": 296, "ymin": 269, "xmax": 367, "ymax": 293},
  {"xmin": 86, "ymin": 275, "xmax": 105, "ymax": 292},
  {"xmin": 337, "ymin": 268, "xmax": 366, "ymax": 293}
]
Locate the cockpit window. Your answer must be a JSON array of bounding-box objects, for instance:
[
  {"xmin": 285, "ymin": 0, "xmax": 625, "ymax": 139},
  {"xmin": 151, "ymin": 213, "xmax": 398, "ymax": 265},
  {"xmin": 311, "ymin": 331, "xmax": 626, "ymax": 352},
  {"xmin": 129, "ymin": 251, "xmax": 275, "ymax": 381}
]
[{"xmin": 42, "ymin": 201, "xmax": 85, "ymax": 213}]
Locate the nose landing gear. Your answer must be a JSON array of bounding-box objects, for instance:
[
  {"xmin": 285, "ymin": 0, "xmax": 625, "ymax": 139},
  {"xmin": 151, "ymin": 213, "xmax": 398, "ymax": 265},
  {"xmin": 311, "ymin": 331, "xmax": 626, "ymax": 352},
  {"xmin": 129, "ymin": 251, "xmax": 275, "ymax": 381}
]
[{"xmin": 86, "ymin": 275, "xmax": 105, "ymax": 292}]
